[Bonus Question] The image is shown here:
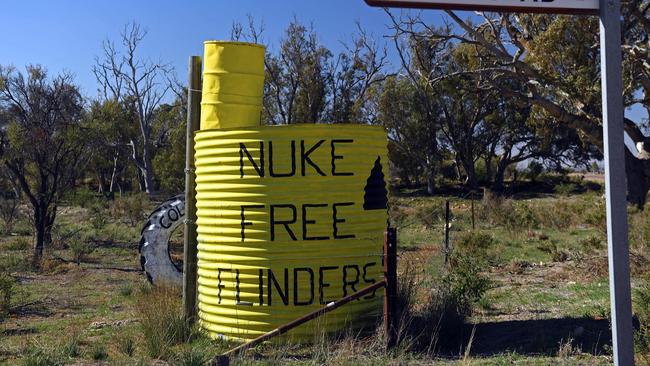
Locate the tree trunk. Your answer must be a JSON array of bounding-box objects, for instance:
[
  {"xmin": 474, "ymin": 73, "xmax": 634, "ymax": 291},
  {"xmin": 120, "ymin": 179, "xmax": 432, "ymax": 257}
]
[
  {"xmin": 97, "ymin": 171, "xmax": 106, "ymax": 193},
  {"xmin": 142, "ymin": 144, "xmax": 155, "ymax": 196},
  {"xmin": 625, "ymin": 148, "xmax": 650, "ymax": 208},
  {"xmin": 462, "ymin": 159, "xmax": 479, "ymax": 190},
  {"xmin": 32, "ymin": 206, "xmax": 46, "ymax": 266},
  {"xmin": 490, "ymin": 160, "xmax": 509, "ymax": 195},
  {"xmin": 136, "ymin": 167, "xmax": 146, "ymax": 192},
  {"xmin": 427, "ymin": 174, "xmax": 436, "ymax": 195},
  {"xmin": 109, "ymin": 154, "xmax": 119, "ymax": 193}
]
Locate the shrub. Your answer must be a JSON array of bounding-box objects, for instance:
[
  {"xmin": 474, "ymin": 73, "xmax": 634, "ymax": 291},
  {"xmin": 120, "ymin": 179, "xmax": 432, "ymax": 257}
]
[
  {"xmin": 88, "ymin": 201, "xmax": 108, "ymax": 230},
  {"xmin": 578, "ymin": 235, "xmax": 603, "ymax": 252},
  {"xmin": 455, "ymin": 231, "xmax": 495, "ymax": 253},
  {"xmin": 68, "ymin": 236, "xmax": 95, "ymax": 264},
  {"xmin": 0, "ymin": 271, "xmax": 15, "ymax": 319},
  {"xmin": 136, "ymin": 285, "xmax": 193, "ymax": 359},
  {"xmin": 538, "ymin": 241, "xmax": 571, "ymax": 262},
  {"xmin": 110, "ymin": 193, "xmax": 149, "ymax": 227},
  {"xmin": 445, "ymin": 254, "xmax": 492, "ymax": 311}
]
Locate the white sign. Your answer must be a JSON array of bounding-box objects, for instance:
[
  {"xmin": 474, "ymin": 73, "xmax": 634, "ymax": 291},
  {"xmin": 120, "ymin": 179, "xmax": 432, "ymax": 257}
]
[{"xmin": 364, "ymin": 0, "xmax": 599, "ymax": 14}]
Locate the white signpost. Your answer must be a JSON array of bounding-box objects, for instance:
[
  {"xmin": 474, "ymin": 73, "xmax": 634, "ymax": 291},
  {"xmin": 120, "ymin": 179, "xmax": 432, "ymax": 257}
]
[
  {"xmin": 366, "ymin": 0, "xmax": 598, "ymax": 13},
  {"xmin": 364, "ymin": 0, "xmax": 634, "ymax": 365}
]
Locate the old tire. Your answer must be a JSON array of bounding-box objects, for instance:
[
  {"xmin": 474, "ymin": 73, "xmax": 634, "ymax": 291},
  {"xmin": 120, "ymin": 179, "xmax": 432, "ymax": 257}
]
[{"xmin": 139, "ymin": 194, "xmax": 185, "ymax": 286}]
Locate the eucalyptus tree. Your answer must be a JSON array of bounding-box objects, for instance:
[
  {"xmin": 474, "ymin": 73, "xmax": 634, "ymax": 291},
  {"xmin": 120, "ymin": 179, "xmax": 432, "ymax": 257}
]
[
  {"xmin": 264, "ymin": 19, "xmax": 332, "ymax": 124},
  {"xmin": 0, "ymin": 65, "xmax": 89, "ymax": 265},
  {"xmin": 93, "ymin": 22, "xmax": 173, "ymax": 196},
  {"xmin": 386, "ymin": 5, "xmax": 650, "ymax": 206}
]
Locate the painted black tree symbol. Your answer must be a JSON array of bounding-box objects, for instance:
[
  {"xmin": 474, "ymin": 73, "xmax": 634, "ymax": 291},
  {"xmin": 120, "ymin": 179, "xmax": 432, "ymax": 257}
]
[{"xmin": 363, "ymin": 156, "xmax": 388, "ymax": 210}]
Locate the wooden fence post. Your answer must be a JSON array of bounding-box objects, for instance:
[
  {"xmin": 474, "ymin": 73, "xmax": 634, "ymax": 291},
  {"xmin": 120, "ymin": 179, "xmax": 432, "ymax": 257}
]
[{"xmin": 183, "ymin": 56, "xmax": 201, "ymax": 322}]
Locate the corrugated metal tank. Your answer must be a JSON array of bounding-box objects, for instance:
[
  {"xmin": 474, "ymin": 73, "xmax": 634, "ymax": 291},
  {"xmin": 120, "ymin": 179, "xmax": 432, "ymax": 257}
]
[{"xmin": 195, "ymin": 41, "xmax": 389, "ymax": 341}]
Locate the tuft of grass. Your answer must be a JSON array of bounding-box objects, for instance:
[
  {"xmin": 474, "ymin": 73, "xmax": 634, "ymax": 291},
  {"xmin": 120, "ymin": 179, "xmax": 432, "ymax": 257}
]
[
  {"xmin": 557, "ymin": 337, "xmax": 581, "ymax": 358},
  {"xmin": 0, "ymin": 252, "xmax": 32, "ymax": 272},
  {"xmin": 171, "ymin": 340, "xmax": 215, "ymax": 366},
  {"xmin": 119, "ymin": 283, "xmax": 133, "ymax": 297},
  {"xmin": 117, "ymin": 335, "xmax": 136, "ymax": 357},
  {"xmin": 90, "ymin": 343, "xmax": 108, "ymax": 361},
  {"xmin": 22, "ymin": 343, "xmax": 64, "ymax": 366},
  {"xmin": 60, "ymin": 333, "xmax": 82, "ymax": 358},
  {"xmin": 5, "ymin": 236, "xmax": 31, "ymax": 251},
  {"xmin": 136, "ymin": 285, "xmax": 193, "ymax": 359},
  {"xmin": 634, "ymin": 280, "xmax": 650, "ymax": 353}
]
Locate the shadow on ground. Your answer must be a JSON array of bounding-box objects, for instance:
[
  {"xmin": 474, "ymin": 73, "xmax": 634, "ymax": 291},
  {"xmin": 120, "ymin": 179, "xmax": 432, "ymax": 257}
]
[{"xmin": 462, "ymin": 317, "xmax": 612, "ymax": 357}]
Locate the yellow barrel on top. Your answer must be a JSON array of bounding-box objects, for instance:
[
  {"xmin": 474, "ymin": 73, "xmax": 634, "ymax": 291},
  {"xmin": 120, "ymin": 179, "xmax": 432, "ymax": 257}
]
[
  {"xmin": 194, "ymin": 124, "xmax": 388, "ymax": 341},
  {"xmin": 201, "ymin": 41, "xmax": 265, "ymax": 130}
]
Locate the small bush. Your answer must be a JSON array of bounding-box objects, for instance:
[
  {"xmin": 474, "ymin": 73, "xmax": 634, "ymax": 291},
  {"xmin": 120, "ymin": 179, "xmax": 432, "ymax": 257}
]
[
  {"xmin": 0, "ymin": 271, "xmax": 16, "ymax": 319},
  {"xmin": 68, "ymin": 236, "xmax": 95, "ymax": 264},
  {"xmin": 110, "ymin": 193, "xmax": 149, "ymax": 227},
  {"xmin": 455, "ymin": 231, "xmax": 495, "ymax": 253},
  {"xmin": 136, "ymin": 285, "xmax": 193, "ymax": 359},
  {"xmin": 5, "ymin": 237, "xmax": 31, "ymax": 251},
  {"xmin": 578, "ymin": 235, "xmax": 603, "ymax": 252},
  {"xmin": 88, "ymin": 201, "xmax": 108, "ymax": 230},
  {"xmin": 445, "ymin": 254, "xmax": 492, "ymax": 311},
  {"xmin": 538, "ymin": 241, "xmax": 571, "ymax": 262}
]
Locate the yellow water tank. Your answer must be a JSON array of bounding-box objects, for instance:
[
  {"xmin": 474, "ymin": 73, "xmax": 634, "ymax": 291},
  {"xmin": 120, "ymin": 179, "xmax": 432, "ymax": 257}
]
[{"xmin": 195, "ymin": 41, "xmax": 389, "ymax": 341}]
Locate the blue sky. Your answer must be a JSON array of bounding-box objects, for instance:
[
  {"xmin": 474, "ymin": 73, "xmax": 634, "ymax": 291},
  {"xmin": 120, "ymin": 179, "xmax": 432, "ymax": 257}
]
[
  {"xmin": 0, "ymin": 0, "xmax": 645, "ymax": 126},
  {"xmin": 0, "ymin": 0, "xmax": 414, "ymax": 98}
]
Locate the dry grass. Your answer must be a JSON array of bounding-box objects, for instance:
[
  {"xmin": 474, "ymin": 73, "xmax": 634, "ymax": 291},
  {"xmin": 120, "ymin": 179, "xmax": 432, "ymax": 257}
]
[{"xmin": 135, "ymin": 285, "xmax": 193, "ymax": 360}]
